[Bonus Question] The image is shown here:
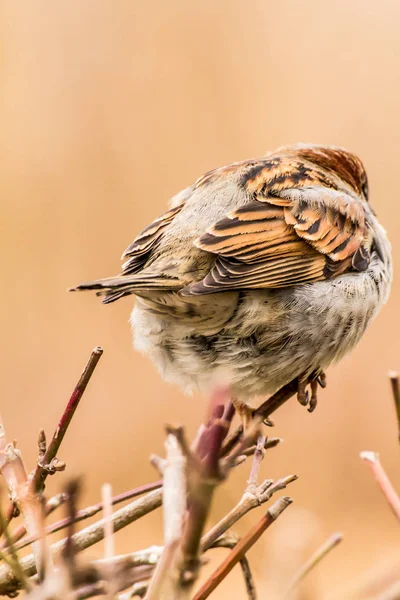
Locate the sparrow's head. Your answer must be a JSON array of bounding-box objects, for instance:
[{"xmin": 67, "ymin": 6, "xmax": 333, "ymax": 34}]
[{"xmin": 280, "ymin": 143, "xmax": 369, "ymax": 202}]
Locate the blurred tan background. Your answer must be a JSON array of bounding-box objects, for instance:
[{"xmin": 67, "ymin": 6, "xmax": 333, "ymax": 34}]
[{"xmin": 0, "ymin": 1, "xmax": 399, "ymax": 598}]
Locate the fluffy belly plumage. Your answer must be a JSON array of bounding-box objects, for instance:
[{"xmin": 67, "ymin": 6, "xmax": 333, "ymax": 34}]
[{"xmin": 131, "ymin": 256, "xmax": 391, "ymax": 402}]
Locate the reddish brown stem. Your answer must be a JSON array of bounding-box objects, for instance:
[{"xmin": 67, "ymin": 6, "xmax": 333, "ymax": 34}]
[
  {"xmin": 31, "ymin": 347, "xmax": 103, "ymax": 493},
  {"xmin": 193, "ymin": 497, "xmax": 292, "ymax": 600}
]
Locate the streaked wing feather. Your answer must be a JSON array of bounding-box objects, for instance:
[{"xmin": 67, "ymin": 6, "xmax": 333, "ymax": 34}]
[
  {"xmin": 121, "ymin": 203, "xmax": 184, "ymax": 275},
  {"xmin": 185, "ymin": 176, "xmax": 370, "ymax": 295}
]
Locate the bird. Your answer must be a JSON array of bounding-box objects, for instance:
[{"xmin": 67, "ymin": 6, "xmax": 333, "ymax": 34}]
[{"xmin": 71, "ymin": 143, "xmax": 392, "ymax": 419}]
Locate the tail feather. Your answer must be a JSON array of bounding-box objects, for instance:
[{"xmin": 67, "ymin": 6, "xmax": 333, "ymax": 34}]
[{"xmin": 69, "ymin": 273, "xmax": 184, "ymax": 304}]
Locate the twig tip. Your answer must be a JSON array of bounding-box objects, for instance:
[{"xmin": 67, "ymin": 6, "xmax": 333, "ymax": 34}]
[{"xmin": 360, "ymin": 450, "xmax": 380, "ymax": 463}]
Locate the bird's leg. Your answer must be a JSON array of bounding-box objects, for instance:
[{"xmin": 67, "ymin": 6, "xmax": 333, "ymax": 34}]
[{"xmin": 231, "ymin": 397, "xmax": 254, "ymax": 432}]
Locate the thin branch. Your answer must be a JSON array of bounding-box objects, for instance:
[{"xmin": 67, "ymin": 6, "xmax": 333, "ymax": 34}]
[
  {"xmin": 361, "ymin": 451, "xmax": 400, "ymax": 522},
  {"xmin": 222, "ymin": 379, "xmax": 298, "ymax": 465},
  {"xmin": 0, "ymin": 488, "xmax": 163, "ymax": 596},
  {"xmin": 193, "ymin": 496, "xmax": 293, "ymax": 600},
  {"xmin": 2, "ymin": 492, "xmax": 68, "ymax": 551},
  {"xmin": 247, "ymin": 436, "xmax": 266, "ymax": 492},
  {"xmin": 0, "ymin": 506, "xmax": 32, "ymax": 592},
  {"xmin": 201, "ymin": 475, "xmax": 297, "ymax": 552},
  {"xmin": 254, "ymin": 378, "xmax": 299, "ymax": 420},
  {"xmin": 144, "ymin": 430, "xmax": 187, "ymax": 599},
  {"xmin": 0, "ymin": 415, "xmax": 52, "ymax": 581},
  {"xmin": 284, "ymin": 532, "xmax": 343, "ymax": 596},
  {"xmin": 389, "ymin": 371, "xmax": 400, "ymax": 445},
  {"xmin": 176, "ymin": 399, "xmax": 235, "ymax": 591},
  {"xmin": 211, "ymin": 534, "xmax": 257, "ymax": 600},
  {"xmin": 102, "ymin": 483, "xmax": 115, "ymax": 560},
  {"xmin": 11, "ymin": 481, "xmax": 162, "ymax": 554},
  {"xmin": 31, "ymin": 346, "xmax": 103, "ymax": 493}
]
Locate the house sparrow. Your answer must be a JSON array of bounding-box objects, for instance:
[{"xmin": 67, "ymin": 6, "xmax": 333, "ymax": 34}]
[{"xmin": 72, "ymin": 143, "xmax": 392, "ymax": 415}]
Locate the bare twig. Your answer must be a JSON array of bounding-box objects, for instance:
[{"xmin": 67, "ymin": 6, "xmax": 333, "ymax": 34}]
[
  {"xmin": 0, "ymin": 415, "xmax": 52, "ymax": 581},
  {"xmin": 0, "ymin": 488, "xmax": 163, "ymax": 595},
  {"xmin": 211, "ymin": 533, "xmax": 257, "ymax": 600},
  {"xmin": 176, "ymin": 399, "xmax": 235, "ymax": 591},
  {"xmin": 193, "ymin": 496, "xmax": 293, "ymax": 600},
  {"xmin": 144, "ymin": 430, "xmax": 187, "ymax": 599},
  {"xmin": 285, "ymin": 532, "xmax": 343, "ymax": 596},
  {"xmin": 2, "ymin": 492, "xmax": 68, "ymax": 551},
  {"xmin": 389, "ymin": 371, "xmax": 400, "ymax": 445},
  {"xmin": 102, "ymin": 483, "xmax": 114, "ymax": 560},
  {"xmin": 201, "ymin": 475, "xmax": 297, "ymax": 552},
  {"xmin": 11, "ymin": 481, "xmax": 162, "ymax": 553},
  {"xmin": 361, "ymin": 451, "xmax": 400, "ymax": 522},
  {"xmin": 0, "ymin": 506, "xmax": 32, "ymax": 592},
  {"xmin": 31, "ymin": 346, "xmax": 103, "ymax": 493}
]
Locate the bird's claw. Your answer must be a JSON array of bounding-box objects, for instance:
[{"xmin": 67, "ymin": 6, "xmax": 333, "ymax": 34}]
[{"xmin": 297, "ymin": 370, "xmax": 327, "ymax": 412}]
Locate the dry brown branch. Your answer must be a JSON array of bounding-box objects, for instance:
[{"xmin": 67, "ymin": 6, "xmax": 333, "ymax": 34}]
[
  {"xmin": 174, "ymin": 400, "xmax": 235, "ymax": 594},
  {"xmin": 210, "ymin": 533, "xmax": 257, "ymax": 600},
  {"xmin": 284, "ymin": 532, "xmax": 343, "ymax": 596},
  {"xmin": 0, "ymin": 352, "xmax": 307, "ymax": 598},
  {"xmin": 31, "ymin": 346, "xmax": 103, "ymax": 493},
  {"xmin": 201, "ymin": 474, "xmax": 297, "ymax": 552},
  {"xmin": 361, "ymin": 451, "xmax": 400, "ymax": 522},
  {"xmin": 144, "ymin": 430, "xmax": 187, "ymax": 599},
  {"xmin": 11, "ymin": 480, "xmax": 162, "ymax": 553},
  {"xmin": 193, "ymin": 496, "xmax": 293, "ymax": 600},
  {"xmin": 4, "ymin": 492, "xmax": 67, "ymax": 551},
  {"xmin": 0, "ymin": 415, "xmax": 52, "ymax": 582},
  {"xmin": 200, "ymin": 436, "xmax": 296, "ymax": 553},
  {"xmin": 0, "ymin": 489, "xmax": 163, "ymax": 595}
]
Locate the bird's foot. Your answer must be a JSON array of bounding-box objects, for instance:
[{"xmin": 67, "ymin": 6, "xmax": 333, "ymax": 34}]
[
  {"xmin": 232, "ymin": 397, "xmax": 274, "ymax": 433},
  {"xmin": 232, "ymin": 397, "xmax": 254, "ymax": 433},
  {"xmin": 296, "ymin": 370, "xmax": 327, "ymax": 413}
]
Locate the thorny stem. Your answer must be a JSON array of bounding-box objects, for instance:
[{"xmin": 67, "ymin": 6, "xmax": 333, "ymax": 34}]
[
  {"xmin": 193, "ymin": 496, "xmax": 293, "ymax": 600},
  {"xmin": 31, "ymin": 346, "xmax": 103, "ymax": 493}
]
